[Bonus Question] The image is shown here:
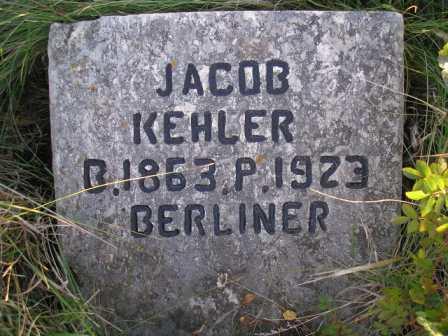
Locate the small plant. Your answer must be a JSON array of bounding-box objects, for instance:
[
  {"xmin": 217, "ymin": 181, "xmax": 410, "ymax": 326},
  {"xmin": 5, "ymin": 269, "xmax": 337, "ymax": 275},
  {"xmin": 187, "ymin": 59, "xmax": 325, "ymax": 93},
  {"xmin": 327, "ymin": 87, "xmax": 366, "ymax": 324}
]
[
  {"xmin": 373, "ymin": 159, "xmax": 448, "ymax": 336},
  {"xmin": 400, "ymin": 159, "xmax": 448, "ymax": 235}
]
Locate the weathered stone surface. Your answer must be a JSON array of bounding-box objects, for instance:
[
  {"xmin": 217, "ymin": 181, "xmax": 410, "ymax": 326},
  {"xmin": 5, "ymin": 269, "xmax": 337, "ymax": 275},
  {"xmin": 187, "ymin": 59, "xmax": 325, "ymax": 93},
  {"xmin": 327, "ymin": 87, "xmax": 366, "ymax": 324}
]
[{"xmin": 48, "ymin": 11, "xmax": 404, "ymax": 335}]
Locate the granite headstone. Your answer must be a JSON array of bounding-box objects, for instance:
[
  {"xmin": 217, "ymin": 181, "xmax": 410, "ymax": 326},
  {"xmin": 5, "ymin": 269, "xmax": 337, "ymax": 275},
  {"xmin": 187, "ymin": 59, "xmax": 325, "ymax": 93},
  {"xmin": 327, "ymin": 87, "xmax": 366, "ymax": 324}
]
[{"xmin": 48, "ymin": 11, "xmax": 404, "ymax": 335}]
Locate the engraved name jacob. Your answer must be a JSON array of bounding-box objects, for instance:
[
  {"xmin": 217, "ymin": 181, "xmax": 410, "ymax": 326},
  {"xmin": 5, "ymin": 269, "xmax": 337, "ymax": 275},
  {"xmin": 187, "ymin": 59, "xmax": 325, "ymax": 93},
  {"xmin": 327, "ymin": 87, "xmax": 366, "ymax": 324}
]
[{"xmin": 82, "ymin": 60, "xmax": 369, "ymax": 237}]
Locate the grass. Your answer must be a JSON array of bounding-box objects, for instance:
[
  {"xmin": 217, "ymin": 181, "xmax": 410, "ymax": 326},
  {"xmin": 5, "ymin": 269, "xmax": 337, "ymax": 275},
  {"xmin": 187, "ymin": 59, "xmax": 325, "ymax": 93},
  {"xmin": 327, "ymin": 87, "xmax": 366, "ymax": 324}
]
[
  {"xmin": 0, "ymin": 187, "xmax": 99, "ymax": 335},
  {"xmin": 0, "ymin": 0, "xmax": 447, "ymax": 335}
]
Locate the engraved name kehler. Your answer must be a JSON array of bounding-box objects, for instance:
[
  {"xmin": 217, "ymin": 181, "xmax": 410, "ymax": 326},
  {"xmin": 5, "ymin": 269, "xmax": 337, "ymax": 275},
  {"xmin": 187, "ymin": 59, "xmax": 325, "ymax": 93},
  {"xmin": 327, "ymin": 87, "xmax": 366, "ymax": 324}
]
[{"xmin": 82, "ymin": 60, "xmax": 369, "ymax": 238}]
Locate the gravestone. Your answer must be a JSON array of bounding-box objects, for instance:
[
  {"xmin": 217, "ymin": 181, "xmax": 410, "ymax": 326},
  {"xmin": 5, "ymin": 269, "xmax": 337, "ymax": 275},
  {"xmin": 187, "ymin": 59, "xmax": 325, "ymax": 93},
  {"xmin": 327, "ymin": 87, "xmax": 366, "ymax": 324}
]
[{"xmin": 48, "ymin": 11, "xmax": 404, "ymax": 335}]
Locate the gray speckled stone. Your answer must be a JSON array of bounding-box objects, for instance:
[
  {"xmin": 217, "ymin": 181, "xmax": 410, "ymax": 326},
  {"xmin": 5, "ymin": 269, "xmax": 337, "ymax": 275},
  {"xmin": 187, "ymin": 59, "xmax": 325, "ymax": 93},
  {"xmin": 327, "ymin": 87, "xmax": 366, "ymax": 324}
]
[{"xmin": 48, "ymin": 11, "xmax": 403, "ymax": 335}]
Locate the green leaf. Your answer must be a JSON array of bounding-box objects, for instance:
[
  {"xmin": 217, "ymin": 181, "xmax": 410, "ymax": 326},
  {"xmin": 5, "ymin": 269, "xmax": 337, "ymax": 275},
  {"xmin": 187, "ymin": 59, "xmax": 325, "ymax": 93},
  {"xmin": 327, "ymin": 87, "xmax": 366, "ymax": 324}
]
[
  {"xmin": 425, "ymin": 175, "xmax": 441, "ymax": 192},
  {"xmin": 438, "ymin": 158, "xmax": 447, "ymax": 172},
  {"xmin": 433, "ymin": 175, "xmax": 445, "ymax": 190},
  {"xmin": 434, "ymin": 195, "xmax": 444, "ymax": 214},
  {"xmin": 407, "ymin": 219, "xmax": 419, "ymax": 234},
  {"xmin": 406, "ymin": 190, "xmax": 428, "ymax": 201},
  {"xmin": 430, "ymin": 162, "xmax": 440, "ymax": 174},
  {"xmin": 416, "ymin": 160, "xmax": 431, "ymax": 177},
  {"xmin": 439, "ymin": 42, "xmax": 448, "ymax": 57},
  {"xmin": 413, "ymin": 179, "xmax": 425, "ymax": 191},
  {"xmin": 409, "ymin": 286, "xmax": 426, "ymax": 305},
  {"xmin": 436, "ymin": 223, "xmax": 448, "ymax": 233},
  {"xmin": 417, "ymin": 248, "xmax": 426, "ymax": 259},
  {"xmin": 421, "ymin": 197, "xmax": 436, "ymax": 217},
  {"xmin": 423, "ymin": 177, "xmax": 438, "ymax": 193},
  {"xmin": 419, "ymin": 219, "xmax": 428, "ymax": 232},
  {"xmin": 391, "ymin": 216, "xmax": 409, "ymax": 225},
  {"xmin": 402, "ymin": 204, "xmax": 417, "ymax": 218},
  {"xmin": 403, "ymin": 167, "xmax": 422, "ymax": 180}
]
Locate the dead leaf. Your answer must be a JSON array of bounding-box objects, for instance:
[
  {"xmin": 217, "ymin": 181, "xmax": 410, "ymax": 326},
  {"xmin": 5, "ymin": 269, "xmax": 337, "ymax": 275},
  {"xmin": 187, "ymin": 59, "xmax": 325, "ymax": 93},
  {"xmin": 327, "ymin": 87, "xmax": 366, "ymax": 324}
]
[
  {"xmin": 241, "ymin": 293, "xmax": 256, "ymax": 306},
  {"xmin": 255, "ymin": 154, "xmax": 266, "ymax": 164},
  {"xmin": 282, "ymin": 310, "xmax": 297, "ymax": 321},
  {"xmin": 239, "ymin": 315, "xmax": 256, "ymax": 327}
]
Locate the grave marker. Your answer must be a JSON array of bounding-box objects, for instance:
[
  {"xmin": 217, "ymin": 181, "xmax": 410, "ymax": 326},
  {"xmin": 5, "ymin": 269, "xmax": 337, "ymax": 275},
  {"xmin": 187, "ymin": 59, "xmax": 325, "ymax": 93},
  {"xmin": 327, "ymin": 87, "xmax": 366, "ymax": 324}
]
[{"xmin": 49, "ymin": 11, "xmax": 404, "ymax": 335}]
